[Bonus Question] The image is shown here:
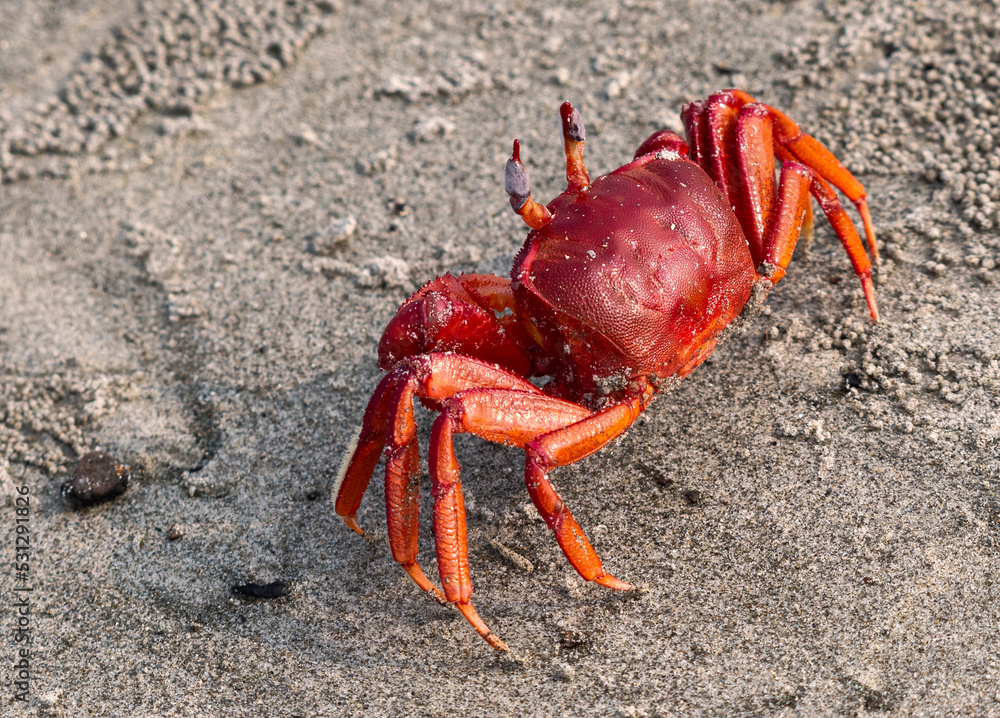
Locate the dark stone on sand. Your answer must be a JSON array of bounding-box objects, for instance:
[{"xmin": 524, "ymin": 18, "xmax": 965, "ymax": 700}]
[
  {"xmin": 62, "ymin": 451, "xmax": 130, "ymax": 506},
  {"xmin": 232, "ymin": 581, "xmax": 288, "ymax": 599}
]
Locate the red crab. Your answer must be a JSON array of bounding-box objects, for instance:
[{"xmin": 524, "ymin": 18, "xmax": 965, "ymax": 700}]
[{"xmin": 333, "ymin": 90, "xmax": 879, "ymax": 652}]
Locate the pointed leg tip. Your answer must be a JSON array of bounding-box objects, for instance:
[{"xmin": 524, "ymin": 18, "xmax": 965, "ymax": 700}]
[
  {"xmin": 343, "ymin": 515, "xmax": 365, "ymax": 536},
  {"xmin": 858, "ymin": 199, "xmax": 880, "ymax": 263},
  {"xmin": 402, "ymin": 564, "xmax": 447, "ymax": 602},
  {"xmin": 594, "ymin": 574, "xmax": 633, "ymax": 591},
  {"xmin": 862, "ymin": 274, "xmax": 880, "ymax": 324},
  {"xmin": 488, "ymin": 635, "xmax": 510, "ymax": 653},
  {"xmin": 456, "ymin": 601, "xmax": 508, "ymax": 652}
]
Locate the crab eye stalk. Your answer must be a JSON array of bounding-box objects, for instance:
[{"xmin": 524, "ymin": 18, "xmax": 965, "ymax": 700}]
[
  {"xmin": 560, "ymin": 102, "xmax": 590, "ymax": 191},
  {"xmin": 505, "ymin": 139, "xmax": 553, "ymax": 230},
  {"xmin": 504, "ymin": 140, "xmax": 530, "ymax": 210}
]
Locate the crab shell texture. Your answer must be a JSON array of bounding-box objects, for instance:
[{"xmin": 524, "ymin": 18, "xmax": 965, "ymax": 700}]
[{"xmin": 512, "ymin": 153, "xmax": 754, "ymax": 403}]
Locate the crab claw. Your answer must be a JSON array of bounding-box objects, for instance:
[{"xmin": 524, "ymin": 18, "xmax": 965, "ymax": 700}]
[{"xmin": 505, "ymin": 140, "xmax": 553, "ymax": 230}]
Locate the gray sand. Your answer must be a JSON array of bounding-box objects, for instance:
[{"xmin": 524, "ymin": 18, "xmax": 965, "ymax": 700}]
[{"xmin": 2, "ymin": 0, "xmax": 999, "ymax": 715}]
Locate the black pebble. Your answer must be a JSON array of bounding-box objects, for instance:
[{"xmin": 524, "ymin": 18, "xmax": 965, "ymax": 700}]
[
  {"xmin": 844, "ymin": 372, "xmax": 862, "ymax": 389},
  {"xmin": 62, "ymin": 451, "xmax": 130, "ymax": 506},
  {"xmin": 232, "ymin": 581, "xmax": 288, "ymax": 599}
]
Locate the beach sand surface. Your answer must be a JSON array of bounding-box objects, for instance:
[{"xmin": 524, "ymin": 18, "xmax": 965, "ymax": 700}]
[{"xmin": 1, "ymin": 0, "xmax": 999, "ymax": 715}]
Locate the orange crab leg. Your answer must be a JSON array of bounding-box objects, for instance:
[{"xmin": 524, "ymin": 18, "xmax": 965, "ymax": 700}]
[
  {"xmin": 808, "ymin": 176, "xmax": 880, "ymax": 322},
  {"xmin": 726, "ymin": 89, "xmax": 878, "ymax": 262},
  {"xmin": 704, "ymin": 92, "xmax": 745, "ymax": 225},
  {"xmin": 334, "ymin": 355, "xmax": 542, "ymax": 605},
  {"xmin": 681, "ymin": 100, "xmax": 710, "ymax": 169},
  {"xmin": 383, "ymin": 375, "xmax": 445, "ymax": 599},
  {"xmin": 429, "ymin": 413, "xmax": 507, "ymax": 651},
  {"xmin": 524, "ymin": 408, "xmax": 648, "ymax": 590},
  {"xmin": 333, "ymin": 373, "xmax": 394, "ymax": 534},
  {"xmin": 760, "ymin": 163, "xmax": 813, "ymax": 281},
  {"xmin": 736, "ymin": 103, "xmax": 777, "ymax": 263}
]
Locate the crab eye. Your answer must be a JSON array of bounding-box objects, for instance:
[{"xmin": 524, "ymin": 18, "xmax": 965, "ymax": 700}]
[
  {"xmin": 504, "ymin": 139, "xmax": 554, "ymax": 229},
  {"xmin": 561, "ymin": 102, "xmax": 585, "ymax": 143},
  {"xmin": 504, "ymin": 141, "xmax": 531, "ymax": 210}
]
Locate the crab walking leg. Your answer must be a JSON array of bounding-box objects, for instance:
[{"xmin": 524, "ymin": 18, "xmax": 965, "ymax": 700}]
[
  {"xmin": 807, "ymin": 175, "xmax": 880, "ymax": 322},
  {"xmin": 427, "ymin": 389, "xmax": 588, "ymax": 650},
  {"xmin": 383, "ymin": 376, "xmax": 445, "ymax": 600},
  {"xmin": 335, "ymin": 355, "xmax": 543, "ymax": 599},
  {"xmin": 703, "ymin": 92, "xmax": 745, "ymax": 225},
  {"xmin": 417, "ymin": 386, "xmax": 645, "ymax": 650},
  {"xmin": 429, "ymin": 413, "xmax": 508, "ymax": 652},
  {"xmin": 759, "ymin": 163, "xmax": 813, "ymax": 282},
  {"xmin": 525, "ymin": 388, "xmax": 652, "ymax": 590},
  {"xmin": 681, "ymin": 100, "xmax": 710, "ymax": 170},
  {"xmin": 735, "ymin": 104, "xmax": 777, "ymax": 264},
  {"xmin": 776, "ymin": 113, "xmax": 879, "ymax": 262},
  {"xmin": 333, "ymin": 373, "xmax": 395, "ymax": 534},
  {"xmin": 726, "ymin": 89, "xmax": 879, "ymax": 262},
  {"xmin": 388, "ymin": 443, "xmax": 442, "ymax": 598}
]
